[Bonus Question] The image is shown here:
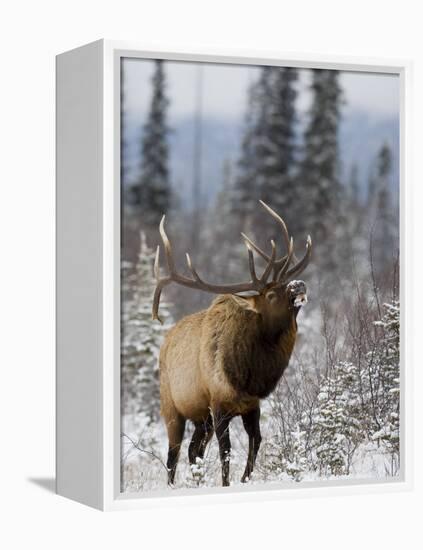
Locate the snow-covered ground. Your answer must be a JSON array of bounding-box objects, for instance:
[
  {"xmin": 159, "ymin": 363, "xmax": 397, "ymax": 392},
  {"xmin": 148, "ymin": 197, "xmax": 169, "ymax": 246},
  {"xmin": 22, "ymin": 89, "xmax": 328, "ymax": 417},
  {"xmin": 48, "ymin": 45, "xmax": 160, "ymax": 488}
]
[{"xmin": 121, "ymin": 410, "xmax": 398, "ymax": 494}]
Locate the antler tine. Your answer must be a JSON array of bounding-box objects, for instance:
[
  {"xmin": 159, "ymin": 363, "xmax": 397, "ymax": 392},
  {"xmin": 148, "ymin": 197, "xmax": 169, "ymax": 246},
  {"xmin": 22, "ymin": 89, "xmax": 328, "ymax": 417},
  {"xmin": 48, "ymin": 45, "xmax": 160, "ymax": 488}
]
[
  {"xmin": 259, "ymin": 200, "xmax": 299, "ymax": 266},
  {"xmin": 241, "ymin": 232, "xmax": 294, "ymax": 281},
  {"xmin": 241, "ymin": 232, "xmax": 270, "ymax": 263},
  {"xmin": 258, "ymin": 239, "xmax": 276, "ymax": 283},
  {"xmin": 282, "ymin": 235, "xmax": 312, "ymax": 282},
  {"xmin": 245, "ymin": 241, "xmax": 259, "ymax": 284},
  {"xmin": 186, "ymin": 253, "xmax": 202, "ymax": 283},
  {"xmin": 259, "ymin": 200, "xmax": 291, "ymax": 253},
  {"xmin": 241, "ymin": 234, "xmax": 276, "ymax": 284},
  {"xmin": 276, "ymin": 237, "xmax": 294, "ymax": 282},
  {"xmin": 152, "ymin": 245, "xmax": 171, "ymax": 323},
  {"xmin": 159, "ymin": 215, "xmax": 176, "ymax": 274},
  {"xmin": 152, "ymin": 283, "xmax": 164, "ymax": 323},
  {"xmin": 154, "ymin": 245, "xmax": 160, "ymax": 279}
]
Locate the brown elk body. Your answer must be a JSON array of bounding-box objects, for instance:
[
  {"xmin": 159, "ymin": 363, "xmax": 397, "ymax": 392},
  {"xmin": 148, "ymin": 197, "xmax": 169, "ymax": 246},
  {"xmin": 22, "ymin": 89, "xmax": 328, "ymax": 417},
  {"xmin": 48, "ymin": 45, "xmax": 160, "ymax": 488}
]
[{"xmin": 153, "ymin": 201, "xmax": 312, "ymax": 486}]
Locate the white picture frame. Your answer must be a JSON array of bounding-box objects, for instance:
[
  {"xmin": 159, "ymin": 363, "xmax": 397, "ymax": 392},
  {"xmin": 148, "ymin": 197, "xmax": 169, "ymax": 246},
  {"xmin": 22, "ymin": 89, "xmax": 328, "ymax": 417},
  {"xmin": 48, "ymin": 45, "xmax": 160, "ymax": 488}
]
[{"xmin": 56, "ymin": 39, "xmax": 413, "ymax": 511}]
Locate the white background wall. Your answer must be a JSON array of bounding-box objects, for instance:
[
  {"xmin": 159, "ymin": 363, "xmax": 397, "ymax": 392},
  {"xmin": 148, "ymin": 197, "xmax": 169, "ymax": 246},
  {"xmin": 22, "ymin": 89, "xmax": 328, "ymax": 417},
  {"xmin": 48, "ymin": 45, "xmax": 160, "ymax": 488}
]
[{"xmin": 0, "ymin": 0, "xmax": 421, "ymax": 547}]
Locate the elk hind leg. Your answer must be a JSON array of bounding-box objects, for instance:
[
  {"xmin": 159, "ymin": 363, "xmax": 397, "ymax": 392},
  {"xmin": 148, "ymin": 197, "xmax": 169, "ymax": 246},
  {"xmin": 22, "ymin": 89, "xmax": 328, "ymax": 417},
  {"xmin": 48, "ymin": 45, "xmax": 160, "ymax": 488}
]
[
  {"xmin": 241, "ymin": 407, "xmax": 262, "ymax": 483},
  {"xmin": 165, "ymin": 412, "xmax": 186, "ymax": 486},
  {"xmin": 188, "ymin": 413, "xmax": 214, "ymax": 466}
]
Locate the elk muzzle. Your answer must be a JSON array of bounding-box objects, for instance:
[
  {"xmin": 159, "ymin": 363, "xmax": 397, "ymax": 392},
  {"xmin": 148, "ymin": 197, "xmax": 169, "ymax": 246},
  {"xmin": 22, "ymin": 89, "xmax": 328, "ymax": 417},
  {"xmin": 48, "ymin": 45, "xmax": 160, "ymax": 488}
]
[{"xmin": 287, "ymin": 280, "xmax": 308, "ymax": 308}]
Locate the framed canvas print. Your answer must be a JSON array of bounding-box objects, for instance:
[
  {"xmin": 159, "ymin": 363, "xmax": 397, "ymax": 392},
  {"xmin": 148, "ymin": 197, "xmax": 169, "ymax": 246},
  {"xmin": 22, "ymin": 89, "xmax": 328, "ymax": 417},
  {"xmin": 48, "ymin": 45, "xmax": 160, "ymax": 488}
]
[{"xmin": 56, "ymin": 40, "xmax": 412, "ymax": 510}]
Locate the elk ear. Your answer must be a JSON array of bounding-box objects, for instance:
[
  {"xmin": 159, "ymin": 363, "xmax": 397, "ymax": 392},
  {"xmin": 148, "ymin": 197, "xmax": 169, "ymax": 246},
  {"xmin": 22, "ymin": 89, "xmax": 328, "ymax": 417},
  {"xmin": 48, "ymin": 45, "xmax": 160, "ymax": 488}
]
[{"xmin": 231, "ymin": 294, "xmax": 259, "ymax": 313}]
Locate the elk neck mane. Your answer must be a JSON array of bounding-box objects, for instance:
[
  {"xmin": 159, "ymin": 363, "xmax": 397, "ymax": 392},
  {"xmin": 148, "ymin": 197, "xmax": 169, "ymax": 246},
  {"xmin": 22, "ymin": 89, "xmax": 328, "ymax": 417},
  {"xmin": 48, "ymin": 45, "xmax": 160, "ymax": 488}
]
[{"xmin": 206, "ymin": 294, "xmax": 297, "ymax": 399}]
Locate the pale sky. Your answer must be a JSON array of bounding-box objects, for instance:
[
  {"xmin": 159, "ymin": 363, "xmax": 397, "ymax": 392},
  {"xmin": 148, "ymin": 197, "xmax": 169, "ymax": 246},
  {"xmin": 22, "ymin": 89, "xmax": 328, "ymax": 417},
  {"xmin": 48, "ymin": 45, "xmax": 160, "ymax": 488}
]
[{"xmin": 122, "ymin": 57, "xmax": 400, "ymax": 123}]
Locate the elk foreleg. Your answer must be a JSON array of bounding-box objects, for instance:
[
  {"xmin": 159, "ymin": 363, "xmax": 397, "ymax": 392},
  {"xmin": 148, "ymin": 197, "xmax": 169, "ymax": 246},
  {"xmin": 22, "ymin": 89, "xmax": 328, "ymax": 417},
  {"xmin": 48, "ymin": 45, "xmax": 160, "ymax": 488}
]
[
  {"xmin": 213, "ymin": 409, "xmax": 232, "ymax": 487},
  {"xmin": 241, "ymin": 407, "xmax": 262, "ymax": 483}
]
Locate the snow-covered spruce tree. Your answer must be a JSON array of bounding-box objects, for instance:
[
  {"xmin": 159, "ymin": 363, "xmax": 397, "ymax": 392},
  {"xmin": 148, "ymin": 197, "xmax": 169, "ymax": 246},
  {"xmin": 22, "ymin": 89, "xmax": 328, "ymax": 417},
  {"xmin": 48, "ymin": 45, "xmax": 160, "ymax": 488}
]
[
  {"xmin": 296, "ymin": 69, "xmax": 343, "ymax": 250},
  {"xmin": 261, "ymin": 420, "xmax": 309, "ymax": 482},
  {"xmin": 133, "ymin": 60, "xmax": 171, "ymax": 227},
  {"xmin": 368, "ymin": 143, "xmax": 397, "ymax": 275},
  {"xmin": 311, "ymin": 361, "xmax": 362, "ymax": 476},
  {"xmin": 207, "ymin": 159, "xmax": 246, "ymax": 279},
  {"xmin": 339, "ymin": 162, "xmax": 369, "ymax": 275},
  {"xmin": 368, "ymin": 143, "xmax": 392, "ymax": 209},
  {"xmin": 231, "ymin": 70, "xmax": 267, "ymax": 230},
  {"xmin": 257, "ymin": 67, "xmax": 299, "ymax": 233},
  {"xmin": 348, "ymin": 163, "xmax": 360, "ymax": 206},
  {"xmin": 231, "ymin": 66, "xmax": 298, "ymax": 235},
  {"xmin": 370, "ymin": 300, "xmax": 400, "ymax": 473},
  {"xmin": 284, "ymin": 426, "xmax": 308, "ymax": 482},
  {"xmin": 121, "ymin": 232, "xmax": 172, "ymax": 422}
]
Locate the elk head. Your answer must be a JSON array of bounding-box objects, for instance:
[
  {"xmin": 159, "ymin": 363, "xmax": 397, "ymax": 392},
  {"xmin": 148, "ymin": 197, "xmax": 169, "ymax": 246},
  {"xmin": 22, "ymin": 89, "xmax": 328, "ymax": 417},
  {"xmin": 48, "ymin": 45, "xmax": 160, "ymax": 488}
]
[{"xmin": 152, "ymin": 200, "xmax": 312, "ymax": 323}]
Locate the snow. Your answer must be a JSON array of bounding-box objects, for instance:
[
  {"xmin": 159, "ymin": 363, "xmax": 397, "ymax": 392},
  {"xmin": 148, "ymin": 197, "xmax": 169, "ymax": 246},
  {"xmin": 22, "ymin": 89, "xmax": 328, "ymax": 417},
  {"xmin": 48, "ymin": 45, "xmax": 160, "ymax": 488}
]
[
  {"xmin": 121, "ymin": 298, "xmax": 400, "ymax": 492},
  {"xmin": 121, "ymin": 411, "xmax": 398, "ymax": 493}
]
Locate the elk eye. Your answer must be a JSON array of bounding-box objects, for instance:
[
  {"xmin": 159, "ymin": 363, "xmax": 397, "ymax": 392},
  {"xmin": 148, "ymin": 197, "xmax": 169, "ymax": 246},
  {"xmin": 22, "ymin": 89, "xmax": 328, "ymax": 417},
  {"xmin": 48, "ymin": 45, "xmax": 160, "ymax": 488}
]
[{"xmin": 266, "ymin": 291, "xmax": 278, "ymax": 304}]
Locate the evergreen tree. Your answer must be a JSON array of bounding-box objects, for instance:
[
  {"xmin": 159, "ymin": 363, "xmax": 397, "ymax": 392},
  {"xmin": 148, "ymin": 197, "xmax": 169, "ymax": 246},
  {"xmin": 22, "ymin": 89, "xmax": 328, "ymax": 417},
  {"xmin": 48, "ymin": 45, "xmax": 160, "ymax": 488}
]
[
  {"xmin": 311, "ymin": 361, "xmax": 362, "ymax": 476},
  {"xmin": 232, "ymin": 67, "xmax": 298, "ymax": 237},
  {"xmin": 348, "ymin": 163, "xmax": 360, "ymax": 205},
  {"xmin": 297, "ymin": 69, "xmax": 343, "ymax": 245},
  {"xmin": 369, "ymin": 143, "xmax": 397, "ymax": 274},
  {"xmin": 371, "ymin": 144, "xmax": 392, "ymax": 216},
  {"xmin": 209, "ymin": 159, "xmax": 245, "ymax": 279},
  {"xmin": 257, "ymin": 67, "xmax": 298, "ymax": 231},
  {"xmin": 191, "ymin": 159, "xmax": 248, "ymax": 317},
  {"xmin": 284, "ymin": 426, "xmax": 308, "ymax": 482},
  {"xmin": 340, "ymin": 162, "xmax": 367, "ymax": 270},
  {"xmin": 370, "ymin": 301, "xmax": 400, "ymax": 473},
  {"xmin": 231, "ymin": 70, "xmax": 268, "ymax": 229},
  {"xmin": 121, "ymin": 232, "xmax": 172, "ymax": 422},
  {"xmin": 133, "ymin": 60, "xmax": 171, "ymax": 226}
]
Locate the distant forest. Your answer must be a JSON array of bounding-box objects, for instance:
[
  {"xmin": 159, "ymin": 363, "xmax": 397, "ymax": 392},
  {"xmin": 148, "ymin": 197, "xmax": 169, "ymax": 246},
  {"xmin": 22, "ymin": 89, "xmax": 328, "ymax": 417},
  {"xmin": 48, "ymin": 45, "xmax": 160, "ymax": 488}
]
[{"xmin": 121, "ymin": 61, "xmax": 398, "ymax": 289}]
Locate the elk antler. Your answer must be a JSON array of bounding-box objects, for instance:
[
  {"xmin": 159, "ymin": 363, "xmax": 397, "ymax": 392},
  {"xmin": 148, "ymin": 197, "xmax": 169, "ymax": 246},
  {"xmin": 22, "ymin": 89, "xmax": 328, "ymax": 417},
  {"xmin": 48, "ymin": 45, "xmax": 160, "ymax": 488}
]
[
  {"xmin": 282, "ymin": 235, "xmax": 312, "ymax": 281},
  {"xmin": 152, "ymin": 201, "xmax": 312, "ymax": 322},
  {"xmin": 152, "ymin": 216, "xmax": 277, "ymax": 323},
  {"xmin": 241, "ymin": 200, "xmax": 312, "ymax": 283}
]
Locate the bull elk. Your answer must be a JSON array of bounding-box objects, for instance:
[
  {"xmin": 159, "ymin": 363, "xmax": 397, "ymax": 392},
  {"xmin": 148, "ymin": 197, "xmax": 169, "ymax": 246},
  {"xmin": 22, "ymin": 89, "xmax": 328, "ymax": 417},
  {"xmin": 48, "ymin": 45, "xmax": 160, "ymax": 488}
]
[{"xmin": 152, "ymin": 200, "xmax": 312, "ymax": 487}]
